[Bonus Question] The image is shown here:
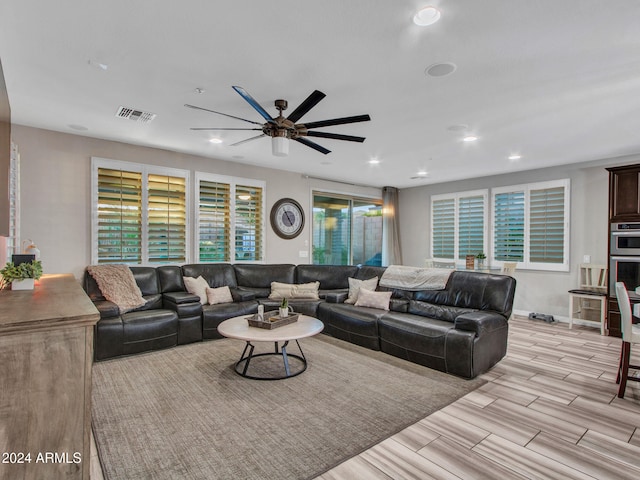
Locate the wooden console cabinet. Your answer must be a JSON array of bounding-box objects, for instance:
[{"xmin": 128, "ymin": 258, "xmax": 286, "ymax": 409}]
[{"xmin": 0, "ymin": 274, "xmax": 100, "ymax": 480}]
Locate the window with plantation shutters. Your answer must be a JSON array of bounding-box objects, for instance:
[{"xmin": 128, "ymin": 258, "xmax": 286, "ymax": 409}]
[
  {"xmin": 491, "ymin": 179, "xmax": 569, "ymax": 271},
  {"xmin": 96, "ymin": 167, "xmax": 142, "ymax": 263},
  {"xmin": 432, "ymin": 198, "xmax": 455, "ymax": 259},
  {"xmin": 198, "ymin": 180, "xmax": 231, "ymax": 262},
  {"xmin": 147, "ymin": 174, "xmax": 186, "ymax": 263},
  {"xmin": 235, "ymin": 184, "xmax": 263, "ymax": 261},
  {"xmin": 529, "ymin": 185, "xmax": 565, "ymax": 264},
  {"xmin": 493, "ymin": 190, "xmax": 525, "ymax": 262},
  {"xmin": 196, "ymin": 173, "xmax": 265, "ymax": 263},
  {"xmin": 458, "ymin": 195, "xmax": 485, "ymax": 259},
  {"xmin": 431, "ymin": 190, "xmax": 487, "ymax": 263},
  {"xmin": 92, "ymin": 158, "xmax": 189, "ymax": 265}
]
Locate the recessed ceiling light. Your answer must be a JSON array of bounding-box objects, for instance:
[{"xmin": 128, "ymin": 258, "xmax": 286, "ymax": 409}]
[
  {"xmin": 425, "ymin": 62, "xmax": 457, "ymax": 78},
  {"xmin": 413, "ymin": 6, "xmax": 441, "ymax": 26},
  {"xmin": 368, "ymin": 158, "xmax": 380, "ymax": 164},
  {"xmin": 209, "ymin": 138, "xmax": 222, "ymax": 144},
  {"xmin": 417, "ymin": 170, "xmax": 428, "ymax": 176},
  {"xmin": 195, "ymin": 88, "xmax": 205, "ymax": 94},
  {"xmin": 462, "ymin": 135, "xmax": 478, "ymax": 142},
  {"xmin": 508, "ymin": 154, "xmax": 522, "ymax": 160}
]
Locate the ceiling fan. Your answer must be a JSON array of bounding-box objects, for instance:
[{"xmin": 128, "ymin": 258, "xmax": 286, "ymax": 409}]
[{"xmin": 186, "ymin": 86, "xmax": 371, "ymax": 156}]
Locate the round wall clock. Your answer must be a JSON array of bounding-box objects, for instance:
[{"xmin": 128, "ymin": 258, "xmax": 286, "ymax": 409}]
[{"xmin": 270, "ymin": 198, "xmax": 305, "ymax": 239}]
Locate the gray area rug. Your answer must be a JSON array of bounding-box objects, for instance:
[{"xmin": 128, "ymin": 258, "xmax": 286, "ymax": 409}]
[{"xmin": 92, "ymin": 335, "xmax": 484, "ymax": 480}]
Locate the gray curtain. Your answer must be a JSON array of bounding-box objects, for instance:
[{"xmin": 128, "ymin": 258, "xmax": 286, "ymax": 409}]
[{"xmin": 382, "ymin": 186, "xmax": 402, "ymax": 266}]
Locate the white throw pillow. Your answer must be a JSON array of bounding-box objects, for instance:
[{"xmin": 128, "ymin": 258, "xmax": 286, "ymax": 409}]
[
  {"xmin": 344, "ymin": 276, "xmax": 378, "ymax": 304},
  {"xmin": 354, "ymin": 289, "xmax": 392, "ymax": 310},
  {"xmin": 268, "ymin": 281, "xmax": 320, "ymax": 300},
  {"xmin": 206, "ymin": 285, "xmax": 234, "ymax": 305},
  {"xmin": 183, "ymin": 276, "xmax": 210, "ymax": 304}
]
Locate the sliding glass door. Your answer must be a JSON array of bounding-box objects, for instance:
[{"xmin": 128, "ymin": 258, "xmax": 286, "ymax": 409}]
[{"xmin": 312, "ymin": 193, "xmax": 382, "ymax": 265}]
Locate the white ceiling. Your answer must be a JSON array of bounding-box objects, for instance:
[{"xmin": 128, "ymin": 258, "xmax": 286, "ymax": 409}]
[{"xmin": 1, "ymin": 1, "xmax": 640, "ymax": 188}]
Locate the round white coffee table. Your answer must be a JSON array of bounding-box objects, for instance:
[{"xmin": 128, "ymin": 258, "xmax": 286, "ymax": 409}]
[{"xmin": 217, "ymin": 314, "xmax": 324, "ymax": 380}]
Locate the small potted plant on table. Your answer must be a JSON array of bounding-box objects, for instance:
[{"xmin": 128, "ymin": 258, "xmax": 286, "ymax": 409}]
[{"xmin": 0, "ymin": 260, "xmax": 43, "ymax": 290}]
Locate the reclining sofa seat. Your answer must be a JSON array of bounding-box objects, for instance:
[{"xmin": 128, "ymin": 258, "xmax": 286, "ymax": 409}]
[
  {"xmin": 180, "ymin": 263, "xmax": 258, "ymax": 339},
  {"xmin": 378, "ymin": 271, "xmax": 515, "ymax": 378},
  {"xmin": 85, "ymin": 266, "xmax": 184, "ymax": 360}
]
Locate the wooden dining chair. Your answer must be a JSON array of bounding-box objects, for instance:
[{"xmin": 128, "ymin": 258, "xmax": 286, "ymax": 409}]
[
  {"xmin": 614, "ymin": 282, "xmax": 640, "ymax": 398},
  {"xmin": 568, "ymin": 264, "xmax": 607, "ymax": 335}
]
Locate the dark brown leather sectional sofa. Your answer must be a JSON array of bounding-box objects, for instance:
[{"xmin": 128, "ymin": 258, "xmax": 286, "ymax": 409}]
[{"xmin": 83, "ymin": 263, "xmax": 516, "ymax": 378}]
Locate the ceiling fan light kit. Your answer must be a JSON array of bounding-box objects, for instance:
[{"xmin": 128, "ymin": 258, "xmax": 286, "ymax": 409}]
[{"xmin": 188, "ymin": 86, "xmax": 370, "ymax": 157}]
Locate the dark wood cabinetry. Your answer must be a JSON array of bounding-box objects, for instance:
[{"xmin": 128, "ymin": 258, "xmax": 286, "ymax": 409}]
[
  {"xmin": 606, "ymin": 163, "xmax": 640, "ymax": 337},
  {"xmin": 608, "ymin": 164, "xmax": 640, "ymax": 222}
]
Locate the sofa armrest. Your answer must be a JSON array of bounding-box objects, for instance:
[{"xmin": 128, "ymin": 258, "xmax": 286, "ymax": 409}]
[
  {"xmin": 93, "ymin": 299, "xmax": 120, "ymax": 319},
  {"xmin": 231, "ymin": 288, "xmax": 256, "ymax": 302},
  {"xmin": 163, "ymin": 291, "xmax": 200, "ymax": 305},
  {"xmin": 325, "ymin": 292, "xmax": 348, "ymax": 303},
  {"xmin": 454, "ymin": 311, "xmax": 508, "ymax": 337}
]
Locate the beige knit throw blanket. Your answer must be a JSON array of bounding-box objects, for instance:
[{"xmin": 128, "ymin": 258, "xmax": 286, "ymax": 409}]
[
  {"xmin": 380, "ymin": 265, "xmax": 453, "ymax": 291},
  {"xmin": 87, "ymin": 264, "xmax": 146, "ymax": 313}
]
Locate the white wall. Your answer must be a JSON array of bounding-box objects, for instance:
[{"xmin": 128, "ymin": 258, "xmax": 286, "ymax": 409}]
[
  {"xmin": 399, "ymin": 156, "xmax": 640, "ymax": 320},
  {"xmin": 12, "ymin": 125, "xmax": 380, "ymax": 279}
]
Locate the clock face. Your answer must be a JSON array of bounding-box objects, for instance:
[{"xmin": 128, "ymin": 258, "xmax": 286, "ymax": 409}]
[{"xmin": 270, "ymin": 198, "xmax": 304, "ymax": 239}]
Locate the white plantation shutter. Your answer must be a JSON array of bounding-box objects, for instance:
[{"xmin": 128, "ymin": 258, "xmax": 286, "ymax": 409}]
[
  {"xmin": 198, "ymin": 180, "xmax": 231, "ymax": 262},
  {"xmin": 432, "ymin": 198, "xmax": 455, "ymax": 259},
  {"xmin": 235, "ymin": 184, "xmax": 263, "ymax": 261},
  {"xmin": 92, "ymin": 159, "xmax": 189, "ymax": 264},
  {"xmin": 491, "ymin": 179, "xmax": 569, "ymax": 270},
  {"xmin": 529, "ymin": 185, "xmax": 565, "ymax": 264},
  {"xmin": 96, "ymin": 168, "xmax": 142, "ymax": 263},
  {"xmin": 458, "ymin": 195, "xmax": 485, "ymax": 259},
  {"xmin": 431, "ymin": 190, "xmax": 488, "ymax": 263},
  {"xmin": 196, "ymin": 173, "xmax": 265, "ymax": 263},
  {"xmin": 147, "ymin": 174, "xmax": 186, "ymax": 263},
  {"xmin": 493, "ymin": 190, "xmax": 525, "ymax": 261}
]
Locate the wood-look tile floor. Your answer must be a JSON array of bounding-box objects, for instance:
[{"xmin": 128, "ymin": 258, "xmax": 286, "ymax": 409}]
[
  {"xmin": 90, "ymin": 316, "xmax": 640, "ymax": 479},
  {"xmin": 317, "ymin": 317, "xmax": 640, "ymax": 480}
]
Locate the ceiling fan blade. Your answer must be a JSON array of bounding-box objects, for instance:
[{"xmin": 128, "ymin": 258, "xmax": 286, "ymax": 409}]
[
  {"xmin": 302, "ymin": 114, "xmax": 371, "ymax": 130},
  {"xmin": 232, "ymin": 86, "xmax": 276, "ymax": 124},
  {"xmin": 286, "ymin": 90, "xmax": 326, "ymax": 123},
  {"xmin": 305, "ymin": 131, "xmax": 366, "ymax": 143},
  {"xmin": 230, "ymin": 134, "xmax": 266, "ymax": 147},
  {"xmin": 184, "ymin": 104, "xmax": 263, "ymax": 125},
  {"xmin": 294, "ymin": 137, "xmax": 331, "ymax": 155},
  {"xmin": 190, "ymin": 128, "xmax": 262, "ymax": 131}
]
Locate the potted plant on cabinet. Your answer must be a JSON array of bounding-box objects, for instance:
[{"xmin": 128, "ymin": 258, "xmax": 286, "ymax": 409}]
[{"xmin": 0, "ymin": 260, "xmax": 43, "ymax": 290}]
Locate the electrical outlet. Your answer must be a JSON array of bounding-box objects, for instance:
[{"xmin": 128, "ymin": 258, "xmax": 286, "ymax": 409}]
[
  {"xmin": 299, "ymin": 250, "xmax": 308, "ymax": 258},
  {"xmin": 583, "ymin": 254, "xmax": 591, "ymax": 263}
]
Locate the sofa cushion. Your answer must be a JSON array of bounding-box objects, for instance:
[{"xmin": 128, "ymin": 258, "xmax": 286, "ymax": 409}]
[
  {"xmin": 120, "ymin": 309, "xmax": 178, "ymax": 356},
  {"xmin": 355, "ymin": 289, "xmax": 392, "ymax": 310},
  {"xmin": 413, "ymin": 271, "xmax": 515, "ymax": 318},
  {"xmin": 268, "ymin": 281, "xmax": 320, "ymax": 300},
  {"xmin": 234, "ymin": 264, "xmax": 296, "ymax": 288},
  {"xmin": 408, "ymin": 299, "xmax": 477, "ymax": 323},
  {"xmin": 295, "ymin": 265, "xmax": 359, "ymax": 290},
  {"xmin": 156, "ymin": 265, "xmax": 185, "ymax": 293},
  {"xmin": 345, "ymin": 276, "xmax": 378, "ymax": 304},
  {"xmin": 316, "ymin": 302, "xmax": 384, "ymax": 350},
  {"xmin": 183, "ymin": 276, "xmax": 209, "ymax": 304},
  {"xmin": 202, "ymin": 301, "xmax": 258, "ymax": 339},
  {"xmin": 181, "ymin": 264, "xmax": 238, "ymax": 289},
  {"xmin": 206, "ymin": 285, "xmax": 234, "ymax": 305}
]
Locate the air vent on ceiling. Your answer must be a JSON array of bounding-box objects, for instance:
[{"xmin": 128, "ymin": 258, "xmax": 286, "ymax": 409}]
[{"xmin": 115, "ymin": 106, "xmax": 157, "ymax": 123}]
